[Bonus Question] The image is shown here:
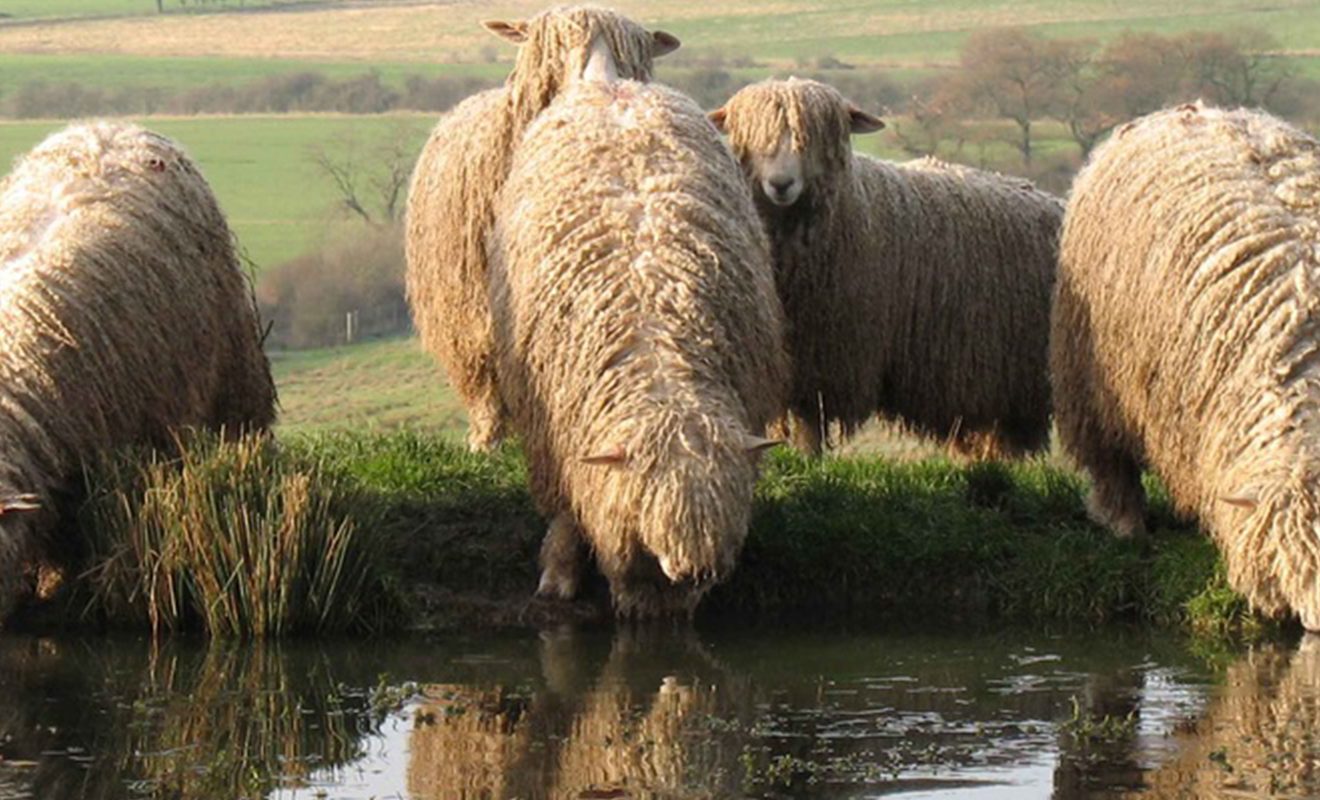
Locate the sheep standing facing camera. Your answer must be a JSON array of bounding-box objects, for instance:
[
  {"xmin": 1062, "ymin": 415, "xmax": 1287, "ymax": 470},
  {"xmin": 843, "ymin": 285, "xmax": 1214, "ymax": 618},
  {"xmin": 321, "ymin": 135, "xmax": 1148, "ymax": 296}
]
[{"xmin": 712, "ymin": 78, "xmax": 1061, "ymax": 458}]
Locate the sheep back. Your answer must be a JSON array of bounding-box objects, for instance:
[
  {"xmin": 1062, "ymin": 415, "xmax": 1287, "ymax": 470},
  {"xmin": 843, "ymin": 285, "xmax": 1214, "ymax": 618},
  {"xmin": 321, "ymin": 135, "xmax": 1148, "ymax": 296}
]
[
  {"xmin": 404, "ymin": 6, "xmax": 664, "ymax": 451},
  {"xmin": 1052, "ymin": 102, "xmax": 1320, "ymax": 625},
  {"xmin": 0, "ymin": 120, "xmax": 275, "ymax": 617},
  {"xmin": 490, "ymin": 79, "xmax": 788, "ymax": 615}
]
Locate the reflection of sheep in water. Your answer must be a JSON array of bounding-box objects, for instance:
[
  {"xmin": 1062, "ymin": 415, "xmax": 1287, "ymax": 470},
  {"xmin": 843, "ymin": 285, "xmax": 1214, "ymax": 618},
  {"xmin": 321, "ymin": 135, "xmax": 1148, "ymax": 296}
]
[
  {"xmin": 488, "ymin": 53, "xmax": 788, "ymax": 616},
  {"xmin": 0, "ymin": 121, "xmax": 275, "ymax": 620},
  {"xmin": 1052, "ymin": 103, "xmax": 1320, "ymax": 628},
  {"xmin": 710, "ymin": 78, "xmax": 1062, "ymax": 457},
  {"xmin": 406, "ymin": 628, "xmax": 750, "ymax": 799},
  {"xmin": 1125, "ymin": 640, "xmax": 1320, "ymax": 799},
  {"xmin": 404, "ymin": 5, "xmax": 680, "ymax": 452}
]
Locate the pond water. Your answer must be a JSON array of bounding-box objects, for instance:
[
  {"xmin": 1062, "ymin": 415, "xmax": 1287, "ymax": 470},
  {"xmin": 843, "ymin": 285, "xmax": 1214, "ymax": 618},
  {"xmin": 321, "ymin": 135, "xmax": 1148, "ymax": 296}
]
[{"xmin": 0, "ymin": 625, "xmax": 1312, "ymax": 799}]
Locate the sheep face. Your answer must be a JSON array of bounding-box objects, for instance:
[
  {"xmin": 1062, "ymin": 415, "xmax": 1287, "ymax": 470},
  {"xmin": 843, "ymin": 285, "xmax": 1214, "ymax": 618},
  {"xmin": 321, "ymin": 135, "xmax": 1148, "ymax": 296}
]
[
  {"xmin": 582, "ymin": 410, "xmax": 777, "ymax": 596},
  {"xmin": 710, "ymin": 78, "xmax": 883, "ymax": 210},
  {"xmin": 749, "ymin": 131, "xmax": 805, "ymax": 207}
]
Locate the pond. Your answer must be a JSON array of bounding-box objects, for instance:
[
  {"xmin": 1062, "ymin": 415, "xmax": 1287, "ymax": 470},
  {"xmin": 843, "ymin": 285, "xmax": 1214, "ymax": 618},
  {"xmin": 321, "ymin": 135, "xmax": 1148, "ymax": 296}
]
[{"xmin": 0, "ymin": 625, "xmax": 1310, "ymax": 799}]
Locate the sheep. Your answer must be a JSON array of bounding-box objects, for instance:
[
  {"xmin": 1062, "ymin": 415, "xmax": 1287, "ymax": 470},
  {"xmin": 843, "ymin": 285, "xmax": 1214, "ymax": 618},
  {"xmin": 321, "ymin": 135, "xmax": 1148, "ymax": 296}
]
[
  {"xmin": 1052, "ymin": 102, "xmax": 1320, "ymax": 629},
  {"xmin": 404, "ymin": 5, "xmax": 680, "ymax": 452},
  {"xmin": 487, "ymin": 50, "xmax": 789, "ymax": 617},
  {"xmin": 709, "ymin": 78, "xmax": 1062, "ymax": 457},
  {"xmin": 0, "ymin": 121, "xmax": 276, "ymax": 620}
]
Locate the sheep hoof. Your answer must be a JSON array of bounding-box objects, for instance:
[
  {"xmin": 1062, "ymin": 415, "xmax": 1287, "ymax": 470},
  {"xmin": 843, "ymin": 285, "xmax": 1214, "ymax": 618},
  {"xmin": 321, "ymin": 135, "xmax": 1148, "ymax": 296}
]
[
  {"xmin": 536, "ymin": 567, "xmax": 578, "ymax": 600},
  {"xmin": 1085, "ymin": 490, "xmax": 1146, "ymax": 538}
]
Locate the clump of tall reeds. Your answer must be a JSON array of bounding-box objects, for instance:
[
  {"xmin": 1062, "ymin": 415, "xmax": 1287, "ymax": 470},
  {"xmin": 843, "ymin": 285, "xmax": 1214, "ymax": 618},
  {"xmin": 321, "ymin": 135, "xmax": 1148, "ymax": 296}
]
[{"xmin": 77, "ymin": 432, "xmax": 400, "ymax": 637}]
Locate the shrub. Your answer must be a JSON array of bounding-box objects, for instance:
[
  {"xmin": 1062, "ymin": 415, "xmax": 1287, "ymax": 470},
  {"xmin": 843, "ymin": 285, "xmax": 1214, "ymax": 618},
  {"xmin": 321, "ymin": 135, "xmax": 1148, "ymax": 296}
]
[{"xmin": 257, "ymin": 222, "xmax": 409, "ymax": 349}]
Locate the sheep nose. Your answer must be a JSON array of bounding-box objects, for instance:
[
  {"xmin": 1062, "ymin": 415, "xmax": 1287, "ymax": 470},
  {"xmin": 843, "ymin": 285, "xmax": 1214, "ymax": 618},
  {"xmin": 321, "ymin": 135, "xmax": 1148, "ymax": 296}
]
[{"xmin": 769, "ymin": 176, "xmax": 795, "ymax": 193}]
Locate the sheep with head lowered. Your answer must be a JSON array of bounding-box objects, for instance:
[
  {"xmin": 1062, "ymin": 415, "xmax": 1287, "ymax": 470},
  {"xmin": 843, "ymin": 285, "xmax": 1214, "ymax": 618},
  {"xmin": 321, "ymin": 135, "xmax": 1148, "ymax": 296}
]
[
  {"xmin": 0, "ymin": 121, "xmax": 276, "ymax": 621},
  {"xmin": 1052, "ymin": 102, "xmax": 1320, "ymax": 629},
  {"xmin": 405, "ymin": 5, "xmax": 680, "ymax": 452},
  {"xmin": 488, "ymin": 44, "xmax": 789, "ymax": 617},
  {"xmin": 710, "ymin": 78, "xmax": 1062, "ymax": 457}
]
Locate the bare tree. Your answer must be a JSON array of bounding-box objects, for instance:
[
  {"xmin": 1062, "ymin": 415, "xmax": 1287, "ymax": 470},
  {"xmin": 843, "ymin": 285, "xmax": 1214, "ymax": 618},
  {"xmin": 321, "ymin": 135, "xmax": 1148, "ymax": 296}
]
[
  {"xmin": 1178, "ymin": 29, "xmax": 1293, "ymax": 108},
  {"xmin": 308, "ymin": 120, "xmax": 424, "ymax": 225},
  {"xmin": 948, "ymin": 28, "xmax": 1069, "ymax": 165}
]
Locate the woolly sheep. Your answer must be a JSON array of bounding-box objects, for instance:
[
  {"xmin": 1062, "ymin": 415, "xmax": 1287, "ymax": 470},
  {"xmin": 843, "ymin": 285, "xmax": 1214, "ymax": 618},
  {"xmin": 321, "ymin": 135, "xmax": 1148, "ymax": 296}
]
[
  {"xmin": 488, "ymin": 59, "xmax": 789, "ymax": 617},
  {"xmin": 0, "ymin": 121, "xmax": 276, "ymax": 620},
  {"xmin": 710, "ymin": 78, "xmax": 1062, "ymax": 457},
  {"xmin": 405, "ymin": 5, "xmax": 680, "ymax": 452},
  {"xmin": 1052, "ymin": 102, "xmax": 1320, "ymax": 628}
]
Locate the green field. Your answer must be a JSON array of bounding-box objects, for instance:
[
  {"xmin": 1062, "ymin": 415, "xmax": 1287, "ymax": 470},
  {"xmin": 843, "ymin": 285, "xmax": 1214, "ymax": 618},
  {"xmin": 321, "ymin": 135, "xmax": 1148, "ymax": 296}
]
[
  {"xmin": 0, "ymin": 109, "xmax": 980, "ymax": 275},
  {"xmin": 2, "ymin": 0, "xmax": 1316, "ymax": 271},
  {"xmin": 0, "ymin": 114, "xmax": 432, "ymax": 270},
  {"xmin": 0, "ymin": 0, "xmax": 314, "ymax": 21},
  {"xmin": 270, "ymin": 337, "xmax": 466, "ymax": 437},
  {"xmin": 6, "ymin": 0, "xmax": 1320, "ymax": 65}
]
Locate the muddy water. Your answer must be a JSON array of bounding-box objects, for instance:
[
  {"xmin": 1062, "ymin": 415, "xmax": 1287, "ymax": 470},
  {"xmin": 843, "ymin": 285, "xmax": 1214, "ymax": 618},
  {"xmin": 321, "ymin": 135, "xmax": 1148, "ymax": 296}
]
[{"xmin": 0, "ymin": 626, "xmax": 1312, "ymax": 799}]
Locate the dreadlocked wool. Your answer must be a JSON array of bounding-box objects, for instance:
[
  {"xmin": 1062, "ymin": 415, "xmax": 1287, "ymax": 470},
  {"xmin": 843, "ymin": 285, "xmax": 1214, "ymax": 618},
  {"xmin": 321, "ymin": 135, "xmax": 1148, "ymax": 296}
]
[
  {"xmin": 404, "ymin": 5, "xmax": 678, "ymax": 452},
  {"xmin": 712, "ymin": 78, "xmax": 1062, "ymax": 457},
  {"xmin": 1052, "ymin": 102, "xmax": 1320, "ymax": 629},
  {"xmin": 0, "ymin": 121, "xmax": 275, "ymax": 620},
  {"xmin": 488, "ymin": 76, "xmax": 788, "ymax": 617}
]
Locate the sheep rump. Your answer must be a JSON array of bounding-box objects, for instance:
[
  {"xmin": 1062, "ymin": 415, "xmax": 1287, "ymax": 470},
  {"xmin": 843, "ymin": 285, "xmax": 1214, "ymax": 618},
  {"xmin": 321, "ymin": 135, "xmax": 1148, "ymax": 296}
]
[
  {"xmin": 0, "ymin": 120, "xmax": 276, "ymax": 619},
  {"xmin": 1052, "ymin": 102, "xmax": 1320, "ymax": 628},
  {"xmin": 404, "ymin": 5, "xmax": 672, "ymax": 452},
  {"xmin": 714, "ymin": 78, "xmax": 1061, "ymax": 457},
  {"xmin": 489, "ymin": 77, "xmax": 788, "ymax": 617}
]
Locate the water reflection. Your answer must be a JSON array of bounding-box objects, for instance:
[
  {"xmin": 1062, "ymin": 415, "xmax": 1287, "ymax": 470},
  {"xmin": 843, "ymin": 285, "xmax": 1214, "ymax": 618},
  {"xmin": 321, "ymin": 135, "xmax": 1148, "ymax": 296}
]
[
  {"xmin": 1121, "ymin": 636, "xmax": 1320, "ymax": 800},
  {"xmin": 3, "ymin": 628, "xmax": 1320, "ymax": 798},
  {"xmin": 0, "ymin": 638, "xmax": 382, "ymax": 799}
]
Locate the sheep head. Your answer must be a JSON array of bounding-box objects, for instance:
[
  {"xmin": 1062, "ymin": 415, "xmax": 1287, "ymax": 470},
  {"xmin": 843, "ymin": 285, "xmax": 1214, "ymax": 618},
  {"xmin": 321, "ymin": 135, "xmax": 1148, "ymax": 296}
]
[
  {"xmin": 578, "ymin": 411, "xmax": 780, "ymax": 588},
  {"xmin": 710, "ymin": 78, "xmax": 883, "ymax": 209},
  {"xmin": 483, "ymin": 6, "xmax": 679, "ymax": 96}
]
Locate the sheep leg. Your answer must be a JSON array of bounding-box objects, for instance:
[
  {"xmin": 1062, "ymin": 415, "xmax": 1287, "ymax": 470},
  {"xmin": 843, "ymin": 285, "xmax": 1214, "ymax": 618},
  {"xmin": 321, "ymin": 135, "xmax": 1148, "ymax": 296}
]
[
  {"xmin": 465, "ymin": 392, "xmax": 506, "ymax": 453},
  {"xmin": 788, "ymin": 409, "xmax": 823, "ymax": 456},
  {"xmin": 537, "ymin": 513, "xmax": 585, "ymax": 599},
  {"xmin": 1081, "ymin": 445, "xmax": 1147, "ymax": 538}
]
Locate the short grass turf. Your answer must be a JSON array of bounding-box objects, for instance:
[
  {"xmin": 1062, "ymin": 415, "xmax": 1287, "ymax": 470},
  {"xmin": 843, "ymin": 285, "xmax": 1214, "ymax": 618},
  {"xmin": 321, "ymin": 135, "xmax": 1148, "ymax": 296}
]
[{"xmin": 270, "ymin": 337, "xmax": 466, "ymax": 438}]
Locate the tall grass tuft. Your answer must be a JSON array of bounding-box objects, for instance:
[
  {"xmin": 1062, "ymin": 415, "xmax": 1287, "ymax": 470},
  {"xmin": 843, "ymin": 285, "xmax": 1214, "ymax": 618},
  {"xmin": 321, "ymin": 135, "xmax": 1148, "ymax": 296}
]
[{"xmin": 78, "ymin": 432, "xmax": 401, "ymax": 638}]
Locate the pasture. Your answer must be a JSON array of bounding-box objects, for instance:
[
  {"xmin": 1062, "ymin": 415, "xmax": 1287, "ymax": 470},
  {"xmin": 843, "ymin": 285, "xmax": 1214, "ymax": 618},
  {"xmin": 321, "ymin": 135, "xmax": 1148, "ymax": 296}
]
[
  {"xmin": 5, "ymin": 0, "xmax": 1320, "ymax": 66},
  {"xmin": 0, "ymin": 114, "xmax": 431, "ymax": 270}
]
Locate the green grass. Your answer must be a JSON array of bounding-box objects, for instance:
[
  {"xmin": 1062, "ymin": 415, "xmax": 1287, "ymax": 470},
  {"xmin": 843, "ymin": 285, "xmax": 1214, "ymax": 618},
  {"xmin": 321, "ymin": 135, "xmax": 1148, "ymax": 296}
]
[
  {"xmin": 0, "ymin": 114, "xmax": 432, "ymax": 271},
  {"xmin": 49, "ymin": 428, "xmax": 1273, "ymax": 638},
  {"xmin": 270, "ymin": 337, "xmax": 464, "ymax": 437}
]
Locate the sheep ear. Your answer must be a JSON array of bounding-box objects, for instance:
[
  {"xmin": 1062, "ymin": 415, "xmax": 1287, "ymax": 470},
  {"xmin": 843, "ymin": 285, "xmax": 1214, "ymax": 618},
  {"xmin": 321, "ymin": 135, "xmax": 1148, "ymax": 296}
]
[
  {"xmin": 0, "ymin": 493, "xmax": 41, "ymax": 516},
  {"xmin": 707, "ymin": 107, "xmax": 728, "ymax": 133},
  {"xmin": 847, "ymin": 105, "xmax": 885, "ymax": 134},
  {"xmin": 743, "ymin": 436, "xmax": 783, "ymax": 455},
  {"xmin": 652, "ymin": 30, "xmax": 681, "ymax": 57},
  {"xmin": 1220, "ymin": 492, "xmax": 1259, "ymax": 510},
  {"xmin": 581, "ymin": 448, "xmax": 628, "ymax": 467},
  {"xmin": 482, "ymin": 19, "xmax": 529, "ymax": 44}
]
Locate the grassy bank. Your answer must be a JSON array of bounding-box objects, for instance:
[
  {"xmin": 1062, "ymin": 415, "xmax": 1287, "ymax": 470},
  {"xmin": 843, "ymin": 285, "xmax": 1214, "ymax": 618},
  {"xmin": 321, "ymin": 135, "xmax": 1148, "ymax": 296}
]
[{"xmin": 48, "ymin": 430, "xmax": 1270, "ymax": 639}]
